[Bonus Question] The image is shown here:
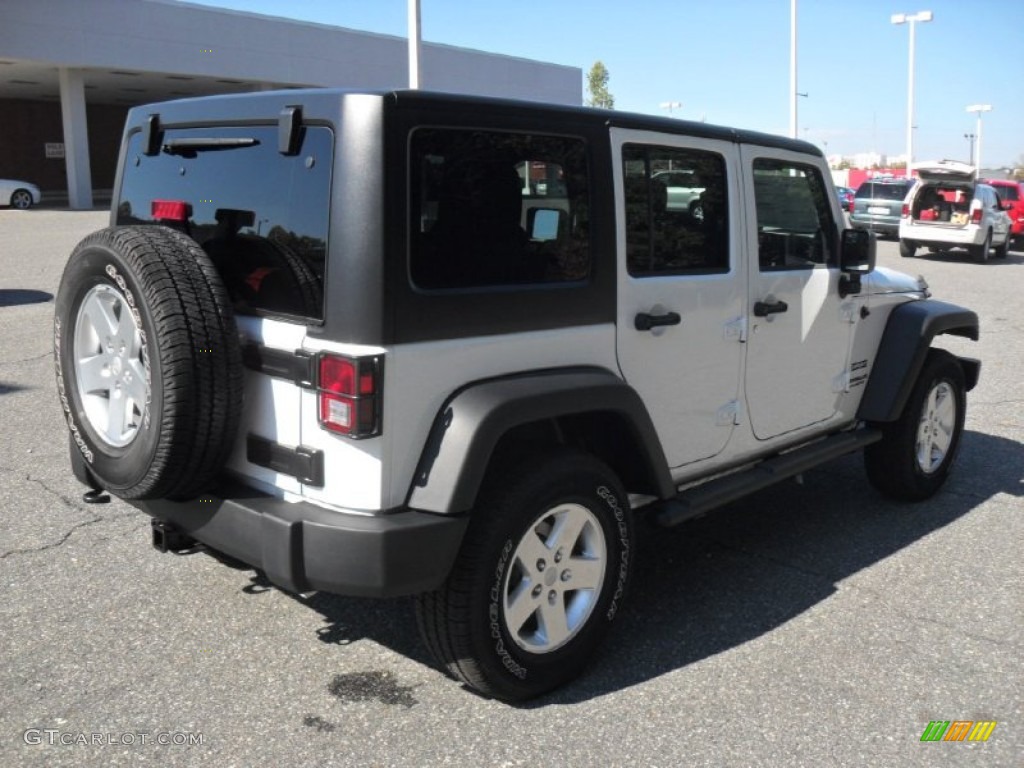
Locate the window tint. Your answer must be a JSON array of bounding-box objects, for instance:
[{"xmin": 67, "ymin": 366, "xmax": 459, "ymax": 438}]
[
  {"xmin": 409, "ymin": 129, "xmax": 589, "ymax": 290},
  {"xmin": 622, "ymin": 145, "xmax": 728, "ymax": 276},
  {"xmin": 989, "ymin": 183, "xmax": 1019, "ymax": 202},
  {"xmin": 855, "ymin": 181, "xmax": 913, "ymax": 200},
  {"xmin": 117, "ymin": 125, "xmax": 330, "ymax": 321},
  {"xmin": 753, "ymin": 159, "xmax": 836, "ymax": 270}
]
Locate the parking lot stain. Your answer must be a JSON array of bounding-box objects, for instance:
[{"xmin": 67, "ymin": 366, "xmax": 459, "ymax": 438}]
[
  {"xmin": 302, "ymin": 714, "xmax": 337, "ymax": 733},
  {"xmin": 327, "ymin": 670, "xmax": 418, "ymax": 708}
]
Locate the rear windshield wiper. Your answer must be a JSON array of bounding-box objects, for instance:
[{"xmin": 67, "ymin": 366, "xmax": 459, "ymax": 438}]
[{"xmin": 161, "ymin": 137, "xmax": 260, "ymax": 156}]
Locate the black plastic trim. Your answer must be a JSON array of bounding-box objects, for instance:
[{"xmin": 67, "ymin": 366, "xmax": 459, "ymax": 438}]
[
  {"xmin": 858, "ymin": 300, "xmax": 980, "ymax": 423},
  {"xmin": 246, "ymin": 434, "xmax": 324, "ymax": 486},
  {"xmin": 278, "ymin": 105, "xmax": 303, "ymax": 155},
  {"xmin": 656, "ymin": 429, "xmax": 883, "ymax": 526},
  {"xmin": 241, "ymin": 343, "xmax": 315, "ymax": 388},
  {"xmin": 130, "ymin": 480, "xmax": 468, "ymax": 597},
  {"xmin": 143, "ymin": 113, "xmax": 161, "ymax": 156},
  {"xmin": 408, "ymin": 368, "xmax": 674, "ymax": 514}
]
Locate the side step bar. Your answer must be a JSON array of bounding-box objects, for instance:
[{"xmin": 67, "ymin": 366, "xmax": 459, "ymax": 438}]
[{"xmin": 654, "ymin": 429, "xmax": 883, "ymax": 528}]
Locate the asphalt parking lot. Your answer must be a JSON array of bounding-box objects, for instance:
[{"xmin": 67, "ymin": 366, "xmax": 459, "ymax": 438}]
[{"xmin": 1, "ymin": 208, "xmax": 1021, "ymax": 767}]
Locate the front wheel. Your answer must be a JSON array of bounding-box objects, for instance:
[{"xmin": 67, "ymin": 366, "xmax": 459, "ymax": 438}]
[
  {"xmin": 416, "ymin": 450, "xmax": 634, "ymax": 701},
  {"xmin": 899, "ymin": 239, "xmax": 916, "ymax": 258},
  {"xmin": 865, "ymin": 349, "xmax": 966, "ymax": 501},
  {"xmin": 10, "ymin": 188, "xmax": 33, "ymax": 210}
]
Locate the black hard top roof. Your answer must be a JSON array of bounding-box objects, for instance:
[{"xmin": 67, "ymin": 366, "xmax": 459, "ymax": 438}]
[{"xmin": 127, "ymin": 87, "xmax": 823, "ymax": 158}]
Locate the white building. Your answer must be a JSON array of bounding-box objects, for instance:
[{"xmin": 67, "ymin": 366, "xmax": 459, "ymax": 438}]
[{"xmin": 0, "ymin": 0, "xmax": 581, "ymax": 208}]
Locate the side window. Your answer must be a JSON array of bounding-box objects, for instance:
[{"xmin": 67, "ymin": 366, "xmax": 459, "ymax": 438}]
[
  {"xmin": 409, "ymin": 129, "xmax": 589, "ymax": 290},
  {"xmin": 752, "ymin": 158, "xmax": 836, "ymax": 270},
  {"xmin": 622, "ymin": 144, "xmax": 729, "ymax": 276}
]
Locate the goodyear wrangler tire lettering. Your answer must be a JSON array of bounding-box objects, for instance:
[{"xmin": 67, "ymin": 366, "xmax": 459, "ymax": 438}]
[
  {"xmin": 415, "ymin": 449, "xmax": 634, "ymax": 701},
  {"xmin": 53, "ymin": 226, "xmax": 243, "ymax": 500}
]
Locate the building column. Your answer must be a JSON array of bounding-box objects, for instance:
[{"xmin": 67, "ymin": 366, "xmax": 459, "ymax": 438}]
[{"xmin": 58, "ymin": 67, "xmax": 93, "ymax": 209}]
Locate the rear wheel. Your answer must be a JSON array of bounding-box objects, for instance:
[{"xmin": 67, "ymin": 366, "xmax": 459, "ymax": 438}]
[
  {"xmin": 994, "ymin": 232, "xmax": 1010, "ymax": 259},
  {"xmin": 899, "ymin": 239, "xmax": 916, "ymax": 258},
  {"xmin": 971, "ymin": 230, "xmax": 992, "ymax": 263},
  {"xmin": 865, "ymin": 349, "xmax": 966, "ymax": 502},
  {"xmin": 416, "ymin": 450, "xmax": 634, "ymax": 701}
]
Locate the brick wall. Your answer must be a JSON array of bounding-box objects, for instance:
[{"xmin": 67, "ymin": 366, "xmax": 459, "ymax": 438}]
[{"xmin": 0, "ymin": 99, "xmax": 129, "ymax": 193}]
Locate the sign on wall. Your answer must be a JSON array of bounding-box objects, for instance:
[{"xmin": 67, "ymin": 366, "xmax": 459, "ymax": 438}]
[{"xmin": 45, "ymin": 143, "xmax": 65, "ymax": 159}]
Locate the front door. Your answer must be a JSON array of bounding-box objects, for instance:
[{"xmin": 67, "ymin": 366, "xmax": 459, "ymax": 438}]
[
  {"xmin": 740, "ymin": 148, "xmax": 853, "ymax": 441},
  {"xmin": 613, "ymin": 130, "xmax": 744, "ymax": 468}
]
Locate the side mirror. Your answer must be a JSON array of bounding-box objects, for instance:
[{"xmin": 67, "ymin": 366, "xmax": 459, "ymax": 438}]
[
  {"xmin": 839, "ymin": 229, "xmax": 875, "ymax": 298},
  {"xmin": 840, "ymin": 228, "xmax": 876, "ymax": 274},
  {"xmin": 1002, "ymin": 201, "xmax": 1015, "ymax": 211}
]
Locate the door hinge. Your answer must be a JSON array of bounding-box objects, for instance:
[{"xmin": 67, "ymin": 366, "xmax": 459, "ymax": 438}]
[
  {"xmin": 839, "ymin": 302, "xmax": 858, "ymax": 324},
  {"xmin": 716, "ymin": 400, "xmax": 742, "ymax": 426},
  {"xmin": 724, "ymin": 316, "xmax": 748, "ymax": 343}
]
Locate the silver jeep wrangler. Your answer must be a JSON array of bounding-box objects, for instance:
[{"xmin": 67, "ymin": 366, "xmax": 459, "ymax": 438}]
[{"xmin": 54, "ymin": 89, "xmax": 979, "ymax": 700}]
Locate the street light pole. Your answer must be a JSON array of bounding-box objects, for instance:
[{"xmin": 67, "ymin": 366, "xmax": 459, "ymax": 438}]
[
  {"xmin": 891, "ymin": 10, "xmax": 933, "ymax": 176},
  {"xmin": 790, "ymin": 0, "xmax": 797, "ymax": 139},
  {"xmin": 966, "ymin": 104, "xmax": 992, "ymax": 171},
  {"xmin": 963, "ymin": 132, "xmax": 975, "ymax": 165},
  {"xmin": 408, "ymin": 0, "xmax": 421, "ymax": 89}
]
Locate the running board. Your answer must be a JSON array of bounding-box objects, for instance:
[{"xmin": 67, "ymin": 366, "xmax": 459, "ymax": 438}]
[{"xmin": 654, "ymin": 429, "xmax": 883, "ymax": 528}]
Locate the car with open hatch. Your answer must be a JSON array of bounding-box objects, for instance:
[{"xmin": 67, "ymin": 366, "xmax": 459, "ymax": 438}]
[{"xmin": 898, "ymin": 160, "xmax": 1012, "ymax": 261}]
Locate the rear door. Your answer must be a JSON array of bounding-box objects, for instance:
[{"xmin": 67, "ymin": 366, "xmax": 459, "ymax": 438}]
[
  {"xmin": 115, "ymin": 123, "xmax": 332, "ymax": 493},
  {"xmin": 612, "ymin": 129, "xmax": 744, "ymax": 468}
]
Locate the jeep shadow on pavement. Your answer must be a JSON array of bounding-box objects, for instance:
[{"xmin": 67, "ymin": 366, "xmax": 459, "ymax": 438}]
[{"xmin": 54, "ymin": 89, "xmax": 980, "ymax": 701}]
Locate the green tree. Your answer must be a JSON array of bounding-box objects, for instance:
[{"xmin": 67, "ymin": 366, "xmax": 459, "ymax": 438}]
[{"xmin": 586, "ymin": 61, "xmax": 614, "ymax": 109}]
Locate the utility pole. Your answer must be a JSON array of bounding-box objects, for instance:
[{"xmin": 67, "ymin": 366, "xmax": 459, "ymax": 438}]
[{"xmin": 408, "ymin": 0, "xmax": 421, "ymax": 89}]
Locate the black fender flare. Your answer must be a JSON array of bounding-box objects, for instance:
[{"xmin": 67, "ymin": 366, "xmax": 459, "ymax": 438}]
[
  {"xmin": 406, "ymin": 367, "xmax": 675, "ymax": 514},
  {"xmin": 858, "ymin": 299, "xmax": 980, "ymax": 423}
]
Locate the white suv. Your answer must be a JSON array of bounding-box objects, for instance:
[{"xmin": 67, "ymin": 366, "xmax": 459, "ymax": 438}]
[
  {"xmin": 898, "ymin": 160, "xmax": 1012, "ymax": 261},
  {"xmin": 54, "ymin": 90, "xmax": 980, "ymax": 701}
]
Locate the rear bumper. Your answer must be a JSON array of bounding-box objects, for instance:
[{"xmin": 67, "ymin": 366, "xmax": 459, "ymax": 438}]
[
  {"xmin": 899, "ymin": 222, "xmax": 984, "ymax": 248},
  {"xmin": 132, "ymin": 480, "xmax": 468, "ymax": 597},
  {"xmin": 850, "ymin": 216, "xmax": 900, "ymax": 235}
]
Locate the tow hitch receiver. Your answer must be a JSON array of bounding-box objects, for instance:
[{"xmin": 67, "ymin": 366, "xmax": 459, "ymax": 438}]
[{"xmin": 151, "ymin": 520, "xmax": 196, "ymax": 553}]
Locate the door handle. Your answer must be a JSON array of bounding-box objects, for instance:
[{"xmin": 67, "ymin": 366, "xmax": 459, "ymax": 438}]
[
  {"xmin": 753, "ymin": 300, "xmax": 789, "ymax": 317},
  {"xmin": 634, "ymin": 311, "xmax": 681, "ymax": 331}
]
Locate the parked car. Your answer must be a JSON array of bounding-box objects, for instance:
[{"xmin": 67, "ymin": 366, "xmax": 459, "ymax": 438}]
[
  {"xmin": 835, "ymin": 185, "xmax": 855, "ymax": 211},
  {"xmin": 899, "ymin": 160, "xmax": 1012, "ymax": 262},
  {"xmin": 652, "ymin": 169, "xmax": 705, "ymax": 215},
  {"xmin": 850, "ymin": 177, "xmax": 915, "ymax": 237},
  {"xmin": 53, "ymin": 89, "xmax": 979, "ymax": 701},
  {"xmin": 0, "ymin": 178, "xmax": 41, "ymax": 209},
  {"xmin": 980, "ymin": 178, "xmax": 1024, "ymax": 249}
]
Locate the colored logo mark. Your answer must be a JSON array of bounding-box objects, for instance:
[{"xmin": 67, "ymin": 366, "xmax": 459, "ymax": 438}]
[{"xmin": 920, "ymin": 720, "xmax": 997, "ymax": 742}]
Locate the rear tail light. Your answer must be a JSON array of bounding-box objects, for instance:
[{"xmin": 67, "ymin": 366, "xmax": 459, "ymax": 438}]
[
  {"xmin": 317, "ymin": 353, "xmax": 381, "ymax": 438},
  {"xmin": 970, "ymin": 206, "xmax": 982, "ymax": 224},
  {"xmin": 151, "ymin": 199, "xmax": 192, "ymax": 222},
  {"xmin": 902, "ymin": 203, "xmax": 909, "ymax": 217}
]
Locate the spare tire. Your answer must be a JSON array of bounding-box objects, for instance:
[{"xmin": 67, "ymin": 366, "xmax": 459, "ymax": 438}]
[{"xmin": 54, "ymin": 225, "xmax": 243, "ymax": 500}]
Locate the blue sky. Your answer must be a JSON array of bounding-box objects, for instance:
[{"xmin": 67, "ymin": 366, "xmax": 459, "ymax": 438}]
[{"xmin": 186, "ymin": 0, "xmax": 1022, "ymax": 167}]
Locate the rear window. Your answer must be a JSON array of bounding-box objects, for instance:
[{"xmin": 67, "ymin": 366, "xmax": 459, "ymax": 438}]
[
  {"xmin": 855, "ymin": 181, "xmax": 913, "ymax": 201},
  {"xmin": 116, "ymin": 124, "xmax": 331, "ymax": 321}
]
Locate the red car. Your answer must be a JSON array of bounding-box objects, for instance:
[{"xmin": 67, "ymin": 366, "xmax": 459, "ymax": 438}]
[{"xmin": 981, "ymin": 178, "xmax": 1024, "ymax": 249}]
